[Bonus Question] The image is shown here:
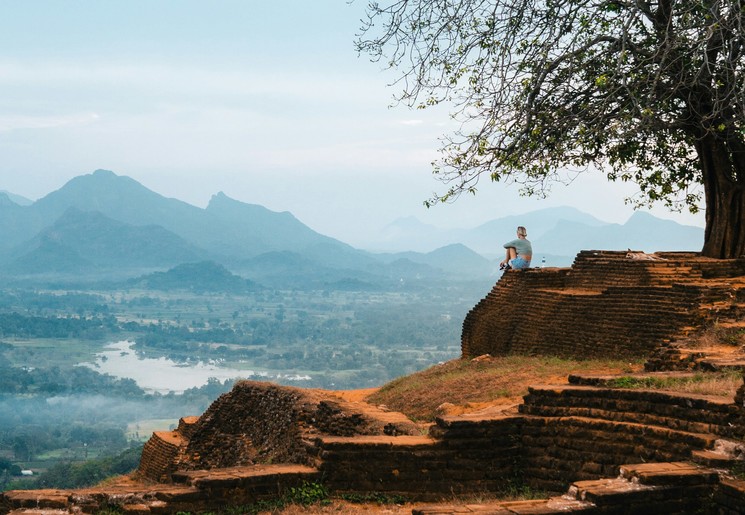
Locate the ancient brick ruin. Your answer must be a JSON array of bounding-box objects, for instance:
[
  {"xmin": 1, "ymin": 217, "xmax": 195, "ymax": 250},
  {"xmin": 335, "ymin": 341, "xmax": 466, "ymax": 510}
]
[
  {"xmin": 4, "ymin": 250, "xmax": 745, "ymax": 514},
  {"xmin": 463, "ymin": 250, "xmax": 745, "ymax": 360}
]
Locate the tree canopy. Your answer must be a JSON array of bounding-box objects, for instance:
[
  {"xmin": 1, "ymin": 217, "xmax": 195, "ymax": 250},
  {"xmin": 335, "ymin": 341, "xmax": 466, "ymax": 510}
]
[{"xmin": 357, "ymin": 0, "xmax": 745, "ymax": 258}]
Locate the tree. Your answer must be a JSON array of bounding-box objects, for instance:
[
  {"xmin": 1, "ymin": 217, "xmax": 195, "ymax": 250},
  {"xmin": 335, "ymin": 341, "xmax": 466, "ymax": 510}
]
[{"xmin": 357, "ymin": 0, "xmax": 745, "ymax": 258}]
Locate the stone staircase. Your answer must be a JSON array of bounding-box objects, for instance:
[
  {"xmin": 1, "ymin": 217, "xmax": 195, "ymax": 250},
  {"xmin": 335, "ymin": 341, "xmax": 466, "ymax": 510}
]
[
  {"xmin": 4, "ymin": 373, "xmax": 745, "ymax": 514},
  {"xmin": 414, "ymin": 462, "xmax": 722, "ymax": 514}
]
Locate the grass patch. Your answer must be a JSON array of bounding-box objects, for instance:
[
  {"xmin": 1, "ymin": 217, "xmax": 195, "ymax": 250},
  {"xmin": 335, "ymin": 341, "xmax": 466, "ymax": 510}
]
[
  {"xmin": 168, "ymin": 481, "xmax": 331, "ymax": 515},
  {"xmin": 605, "ymin": 370, "xmax": 742, "ymax": 397},
  {"xmin": 695, "ymin": 323, "xmax": 745, "ymax": 348},
  {"xmin": 367, "ymin": 355, "xmax": 641, "ymax": 421},
  {"xmin": 339, "ymin": 492, "xmax": 408, "ymax": 505}
]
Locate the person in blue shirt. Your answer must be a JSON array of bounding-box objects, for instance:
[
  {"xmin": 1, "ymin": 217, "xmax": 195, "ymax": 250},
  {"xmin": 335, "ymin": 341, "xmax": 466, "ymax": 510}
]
[{"xmin": 499, "ymin": 226, "xmax": 532, "ymax": 270}]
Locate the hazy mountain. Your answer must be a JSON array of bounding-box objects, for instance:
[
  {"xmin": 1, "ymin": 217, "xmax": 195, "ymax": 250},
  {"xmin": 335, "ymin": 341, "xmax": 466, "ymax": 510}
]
[
  {"xmin": 5, "ymin": 237, "xmax": 94, "ymax": 275},
  {"xmin": 0, "ymin": 194, "xmax": 45, "ymax": 253},
  {"xmin": 206, "ymin": 192, "xmax": 373, "ymax": 268},
  {"xmin": 0, "ymin": 170, "xmax": 370, "ymax": 267},
  {"xmin": 370, "ymin": 207, "xmax": 703, "ymax": 267},
  {"xmin": 5, "ymin": 208, "xmax": 207, "ymax": 275},
  {"xmin": 534, "ymin": 211, "xmax": 704, "ymax": 258},
  {"xmin": 0, "ymin": 169, "xmax": 707, "ymax": 285},
  {"xmin": 462, "ymin": 207, "xmax": 609, "ymax": 255},
  {"xmin": 233, "ymin": 250, "xmax": 434, "ymax": 289},
  {"xmin": 375, "ymin": 244, "xmax": 495, "ymax": 278},
  {"xmin": 0, "ymin": 170, "xmax": 207, "ymax": 253},
  {"xmin": 0, "ymin": 191, "xmax": 33, "ymax": 206},
  {"xmin": 130, "ymin": 261, "xmax": 262, "ymax": 293},
  {"xmin": 372, "ymin": 207, "xmax": 609, "ymax": 254}
]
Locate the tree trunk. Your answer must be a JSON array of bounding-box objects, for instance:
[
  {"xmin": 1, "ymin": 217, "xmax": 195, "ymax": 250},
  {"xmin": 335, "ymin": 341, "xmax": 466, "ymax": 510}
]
[{"xmin": 698, "ymin": 135, "xmax": 745, "ymax": 259}]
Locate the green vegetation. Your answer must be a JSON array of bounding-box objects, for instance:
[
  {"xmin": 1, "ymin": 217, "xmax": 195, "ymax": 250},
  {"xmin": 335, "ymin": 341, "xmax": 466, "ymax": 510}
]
[
  {"xmin": 340, "ymin": 491, "xmax": 408, "ymax": 505},
  {"xmin": 164, "ymin": 481, "xmax": 331, "ymax": 515},
  {"xmin": 358, "ymin": 0, "xmax": 745, "ymax": 259},
  {"xmin": 1, "ymin": 445, "xmax": 142, "ymax": 491},
  {"xmin": 604, "ymin": 371, "xmax": 742, "ymax": 396},
  {"xmin": 0, "ymin": 282, "xmax": 476, "ymax": 489}
]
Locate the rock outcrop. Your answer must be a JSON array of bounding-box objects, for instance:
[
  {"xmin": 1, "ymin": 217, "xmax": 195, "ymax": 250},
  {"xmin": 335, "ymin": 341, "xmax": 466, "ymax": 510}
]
[{"xmin": 138, "ymin": 380, "xmax": 421, "ymax": 482}]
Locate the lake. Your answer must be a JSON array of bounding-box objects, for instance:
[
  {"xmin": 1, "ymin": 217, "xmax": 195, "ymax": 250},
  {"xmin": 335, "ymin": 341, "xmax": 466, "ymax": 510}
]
[{"xmin": 83, "ymin": 340, "xmax": 311, "ymax": 394}]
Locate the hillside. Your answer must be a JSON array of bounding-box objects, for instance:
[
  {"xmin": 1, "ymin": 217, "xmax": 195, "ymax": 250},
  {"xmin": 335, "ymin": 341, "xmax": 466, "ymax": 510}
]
[
  {"xmin": 0, "ymin": 170, "xmax": 489, "ymax": 285},
  {"xmin": 7, "ymin": 208, "xmax": 207, "ymax": 274},
  {"xmin": 129, "ymin": 261, "xmax": 262, "ymax": 293},
  {"xmin": 0, "ymin": 170, "xmax": 353, "ymax": 260}
]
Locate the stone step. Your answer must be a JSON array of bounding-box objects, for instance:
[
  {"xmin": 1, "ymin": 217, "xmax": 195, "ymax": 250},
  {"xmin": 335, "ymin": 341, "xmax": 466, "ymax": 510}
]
[
  {"xmin": 171, "ymin": 463, "xmax": 319, "ymax": 489},
  {"xmin": 412, "ymin": 497, "xmax": 595, "ymax": 514},
  {"xmin": 697, "ymin": 358, "xmax": 745, "ymax": 371},
  {"xmin": 567, "ymin": 372, "xmax": 699, "ymax": 386},
  {"xmin": 315, "ymin": 434, "xmax": 436, "ymax": 450},
  {"xmin": 518, "ymin": 415, "xmax": 719, "ymax": 476},
  {"xmin": 0, "ymin": 484, "xmax": 202, "ymax": 514},
  {"xmin": 1, "ymin": 490, "xmax": 71, "ymax": 511},
  {"xmin": 716, "ymin": 478, "xmax": 745, "ymax": 513},
  {"xmin": 521, "ymin": 385, "xmax": 736, "ymax": 438},
  {"xmin": 691, "ymin": 449, "xmax": 743, "ymax": 469},
  {"xmin": 618, "ymin": 461, "xmax": 720, "ymax": 486},
  {"xmin": 690, "ymin": 438, "xmax": 745, "ymax": 469},
  {"xmin": 519, "ymin": 401, "xmax": 728, "ymax": 437},
  {"xmin": 570, "ymin": 462, "xmax": 718, "ymax": 510},
  {"xmin": 717, "ymin": 320, "xmax": 745, "ymax": 329}
]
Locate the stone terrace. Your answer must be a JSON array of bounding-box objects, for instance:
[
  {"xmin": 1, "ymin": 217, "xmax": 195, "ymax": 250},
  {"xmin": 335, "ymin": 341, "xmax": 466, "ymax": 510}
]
[
  {"xmin": 6, "ymin": 251, "xmax": 745, "ymax": 514},
  {"xmin": 5, "ymin": 372, "xmax": 745, "ymax": 514},
  {"xmin": 462, "ymin": 250, "xmax": 745, "ymax": 359}
]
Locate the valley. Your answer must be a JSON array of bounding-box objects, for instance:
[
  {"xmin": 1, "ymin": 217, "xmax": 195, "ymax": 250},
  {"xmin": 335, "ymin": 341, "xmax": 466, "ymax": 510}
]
[
  {"xmin": 0, "ymin": 280, "xmax": 477, "ymax": 491},
  {"xmin": 0, "ymin": 169, "xmax": 708, "ymax": 493}
]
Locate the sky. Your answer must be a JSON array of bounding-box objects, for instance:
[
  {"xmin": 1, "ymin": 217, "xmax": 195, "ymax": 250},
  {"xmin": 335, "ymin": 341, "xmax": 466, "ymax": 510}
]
[{"xmin": 0, "ymin": 1, "xmax": 706, "ymax": 249}]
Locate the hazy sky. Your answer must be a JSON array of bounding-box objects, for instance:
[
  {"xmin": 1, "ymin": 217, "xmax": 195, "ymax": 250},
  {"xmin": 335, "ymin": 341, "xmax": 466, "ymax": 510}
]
[{"xmin": 0, "ymin": 1, "xmax": 705, "ymax": 248}]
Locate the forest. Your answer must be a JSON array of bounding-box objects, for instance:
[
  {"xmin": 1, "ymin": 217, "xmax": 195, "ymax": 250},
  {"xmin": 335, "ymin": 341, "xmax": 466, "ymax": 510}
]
[{"xmin": 0, "ymin": 279, "xmax": 483, "ymax": 490}]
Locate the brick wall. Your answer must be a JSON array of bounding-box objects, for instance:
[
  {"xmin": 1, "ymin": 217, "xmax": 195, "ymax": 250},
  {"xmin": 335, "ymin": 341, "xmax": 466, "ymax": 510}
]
[
  {"xmin": 462, "ymin": 251, "xmax": 745, "ymax": 359},
  {"xmin": 137, "ymin": 380, "xmax": 420, "ymax": 481},
  {"xmin": 136, "ymin": 430, "xmax": 185, "ymax": 482}
]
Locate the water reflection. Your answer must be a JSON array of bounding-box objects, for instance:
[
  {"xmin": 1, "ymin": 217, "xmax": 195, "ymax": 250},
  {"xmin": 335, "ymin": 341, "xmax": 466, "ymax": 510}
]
[{"xmin": 84, "ymin": 340, "xmax": 310, "ymax": 394}]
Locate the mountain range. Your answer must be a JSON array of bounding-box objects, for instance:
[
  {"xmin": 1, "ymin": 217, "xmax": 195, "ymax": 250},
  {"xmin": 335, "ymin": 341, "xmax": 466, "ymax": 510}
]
[
  {"xmin": 0, "ymin": 169, "xmax": 705, "ymax": 287},
  {"xmin": 375, "ymin": 209, "xmax": 703, "ymax": 266}
]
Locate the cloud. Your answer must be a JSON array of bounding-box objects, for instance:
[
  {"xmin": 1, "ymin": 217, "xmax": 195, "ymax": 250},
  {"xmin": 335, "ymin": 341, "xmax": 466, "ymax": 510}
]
[
  {"xmin": 0, "ymin": 112, "xmax": 100, "ymax": 131},
  {"xmin": 0, "ymin": 59, "xmax": 383, "ymax": 105}
]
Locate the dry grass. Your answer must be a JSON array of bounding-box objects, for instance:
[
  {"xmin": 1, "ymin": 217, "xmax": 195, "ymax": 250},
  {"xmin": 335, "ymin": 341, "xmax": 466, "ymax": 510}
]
[
  {"xmin": 686, "ymin": 322, "xmax": 745, "ymax": 348},
  {"xmin": 365, "ymin": 355, "xmax": 642, "ymax": 421},
  {"xmin": 672, "ymin": 371, "xmax": 742, "ymax": 396},
  {"xmin": 606, "ymin": 370, "xmax": 742, "ymax": 398}
]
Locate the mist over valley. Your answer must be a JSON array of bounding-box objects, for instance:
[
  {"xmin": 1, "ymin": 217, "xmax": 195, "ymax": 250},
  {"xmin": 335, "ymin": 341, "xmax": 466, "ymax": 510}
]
[{"xmin": 0, "ymin": 170, "xmax": 704, "ymax": 490}]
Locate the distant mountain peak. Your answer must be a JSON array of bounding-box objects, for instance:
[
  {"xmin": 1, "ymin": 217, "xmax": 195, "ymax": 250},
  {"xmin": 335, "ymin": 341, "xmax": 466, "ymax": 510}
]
[
  {"xmin": 0, "ymin": 190, "xmax": 33, "ymax": 206},
  {"xmin": 208, "ymin": 191, "xmax": 239, "ymax": 207},
  {"xmin": 92, "ymin": 169, "xmax": 116, "ymax": 177}
]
